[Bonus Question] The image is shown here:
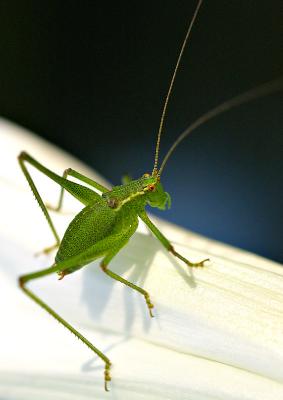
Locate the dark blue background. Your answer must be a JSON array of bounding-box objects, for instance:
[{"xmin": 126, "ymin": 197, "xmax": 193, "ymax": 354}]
[{"xmin": 0, "ymin": 1, "xmax": 282, "ymax": 262}]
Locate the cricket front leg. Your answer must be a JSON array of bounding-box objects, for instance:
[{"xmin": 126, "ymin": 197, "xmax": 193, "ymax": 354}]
[{"xmin": 138, "ymin": 210, "xmax": 209, "ymax": 268}]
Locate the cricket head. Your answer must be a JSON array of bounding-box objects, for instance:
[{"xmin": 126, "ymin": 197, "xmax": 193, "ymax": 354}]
[{"xmin": 142, "ymin": 173, "xmax": 171, "ymax": 211}]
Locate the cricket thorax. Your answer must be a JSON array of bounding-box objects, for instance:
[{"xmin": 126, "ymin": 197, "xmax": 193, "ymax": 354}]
[
  {"xmin": 102, "ymin": 175, "xmax": 155, "ymax": 210},
  {"xmin": 102, "ymin": 174, "xmax": 171, "ymax": 211}
]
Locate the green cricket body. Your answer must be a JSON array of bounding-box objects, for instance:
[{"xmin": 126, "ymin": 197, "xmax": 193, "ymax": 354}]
[{"xmin": 56, "ymin": 174, "xmax": 171, "ymax": 277}]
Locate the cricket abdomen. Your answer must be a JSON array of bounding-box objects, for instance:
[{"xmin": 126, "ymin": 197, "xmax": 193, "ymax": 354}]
[{"xmin": 55, "ymin": 199, "xmax": 117, "ymax": 264}]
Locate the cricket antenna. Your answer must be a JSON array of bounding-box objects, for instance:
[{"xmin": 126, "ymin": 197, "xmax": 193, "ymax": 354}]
[
  {"xmin": 159, "ymin": 77, "xmax": 283, "ymax": 175},
  {"xmin": 152, "ymin": 0, "xmax": 203, "ymax": 176}
]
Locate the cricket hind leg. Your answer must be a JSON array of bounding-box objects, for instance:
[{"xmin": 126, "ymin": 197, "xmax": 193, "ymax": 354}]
[
  {"xmin": 18, "ymin": 152, "xmax": 103, "ymax": 255},
  {"xmin": 100, "ymin": 248, "xmax": 154, "ymax": 318},
  {"xmin": 46, "ymin": 168, "xmax": 70, "ymax": 213},
  {"xmin": 48, "ymin": 168, "xmax": 110, "ymax": 213},
  {"xmin": 19, "ymin": 262, "xmax": 112, "ymax": 391},
  {"xmin": 18, "ymin": 152, "xmax": 61, "ymax": 254},
  {"xmin": 18, "ymin": 227, "xmax": 141, "ymax": 390}
]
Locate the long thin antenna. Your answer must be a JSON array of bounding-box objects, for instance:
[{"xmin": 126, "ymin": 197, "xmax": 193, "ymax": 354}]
[
  {"xmin": 159, "ymin": 77, "xmax": 283, "ymax": 175},
  {"xmin": 152, "ymin": 0, "xmax": 203, "ymax": 176}
]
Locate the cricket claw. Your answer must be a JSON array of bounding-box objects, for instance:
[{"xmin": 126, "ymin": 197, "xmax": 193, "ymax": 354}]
[
  {"xmin": 104, "ymin": 363, "xmax": 111, "ymax": 392},
  {"xmin": 58, "ymin": 271, "xmax": 66, "ymax": 280},
  {"xmin": 144, "ymin": 292, "xmax": 154, "ymax": 317},
  {"xmin": 104, "ymin": 380, "xmax": 110, "ymax": 392},
  {"xmin": 187, "ymin": 258, "xmax": 210, "ymax": 268},
  {"xmin": 170, "ymin": 246, "xmax": 209, "ymax": 269}
]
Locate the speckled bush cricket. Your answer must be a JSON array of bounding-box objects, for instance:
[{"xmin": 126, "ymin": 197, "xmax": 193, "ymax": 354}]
[{"xmin": 18, "ymin": 0, "xmax": 283, "ymax": 391}]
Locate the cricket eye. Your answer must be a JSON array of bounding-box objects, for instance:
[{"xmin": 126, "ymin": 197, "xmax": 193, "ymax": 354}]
[
  {"xmin": 147, "ymin": 184, "xmax": 156, "ymax": 192},
  {"xmin": 143, "ymin": 173, "xmax": 150, "ymax": 178},
  {"xmin": 107, "ymin": 198, "xmax": 119, "ymax": 209}
]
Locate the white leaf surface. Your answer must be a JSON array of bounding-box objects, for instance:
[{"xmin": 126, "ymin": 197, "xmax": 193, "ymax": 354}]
[{"xmin": 0, "ymin": 118, "xmax": 283, "ymax": 399}]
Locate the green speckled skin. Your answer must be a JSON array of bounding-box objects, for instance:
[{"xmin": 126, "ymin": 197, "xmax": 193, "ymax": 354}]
[
  {"xmin": 55, "ymin": 174, "xmax": 170, "ymax": 275},
  {"xmin": 55, "ymin": 199, "xmax": 117, "ymax": 265}
]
